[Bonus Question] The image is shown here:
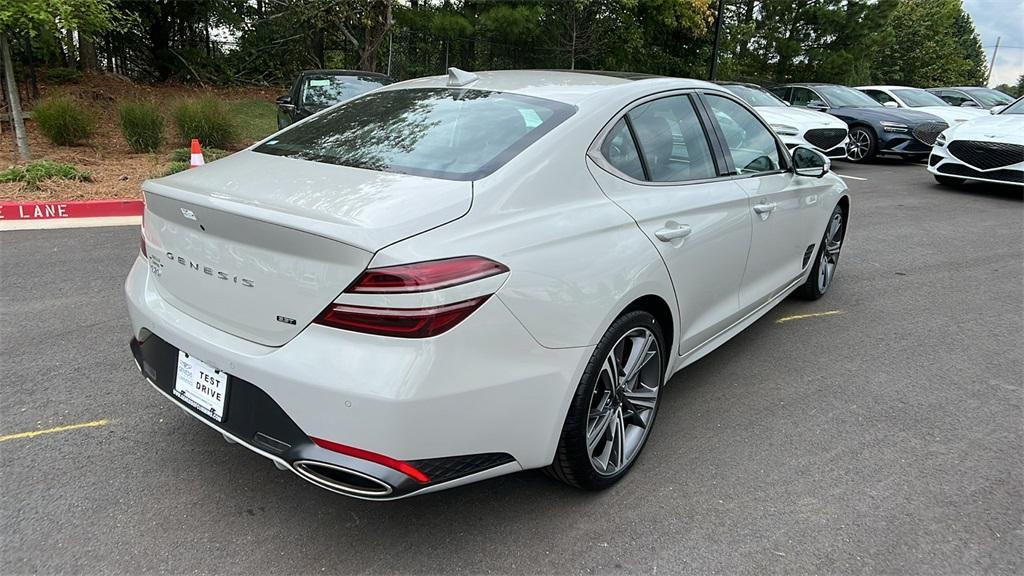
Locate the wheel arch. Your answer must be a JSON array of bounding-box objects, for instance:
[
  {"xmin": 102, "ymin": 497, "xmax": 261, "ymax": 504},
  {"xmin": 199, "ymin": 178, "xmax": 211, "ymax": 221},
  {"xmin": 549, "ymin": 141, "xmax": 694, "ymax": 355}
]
[{"xmin": 621, "ymin": 294, "xmax": 674, "ymax": 368}]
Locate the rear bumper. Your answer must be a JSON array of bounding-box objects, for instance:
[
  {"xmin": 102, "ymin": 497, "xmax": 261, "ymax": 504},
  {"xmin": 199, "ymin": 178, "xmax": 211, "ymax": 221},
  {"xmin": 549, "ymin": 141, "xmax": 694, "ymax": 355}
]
[{"xmin": 125, "ymin": 257, "xmax": 592, "ymax": 499}]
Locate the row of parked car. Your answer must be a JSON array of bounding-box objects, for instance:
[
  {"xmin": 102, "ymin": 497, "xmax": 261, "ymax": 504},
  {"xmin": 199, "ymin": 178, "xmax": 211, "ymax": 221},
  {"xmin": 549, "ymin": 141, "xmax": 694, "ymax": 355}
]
[
  {"xmin": 273, "ymin": 70, "xmax": 1023, "ymax": 188},
  {"xmin": 715, "ymin": 81, "xmax": 1023, "ymax": 187}
]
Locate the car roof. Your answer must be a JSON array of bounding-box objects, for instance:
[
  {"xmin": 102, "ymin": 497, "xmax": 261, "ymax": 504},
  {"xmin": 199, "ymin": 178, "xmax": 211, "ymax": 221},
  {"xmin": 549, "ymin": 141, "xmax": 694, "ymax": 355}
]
[
  {"xmin": 716, "ymin": 81, "xmax": 765, "ymax": 89},
  {"xmin": 384, "ymin": 69, "xmax": 723, "ymax": 105},
  {"xmin": 300, "ymin": 69, "xmax": 391, "ymax": 78},
  {"xmin": 856, "ymin": 85, "xmax": 916, "ymax": 90}
]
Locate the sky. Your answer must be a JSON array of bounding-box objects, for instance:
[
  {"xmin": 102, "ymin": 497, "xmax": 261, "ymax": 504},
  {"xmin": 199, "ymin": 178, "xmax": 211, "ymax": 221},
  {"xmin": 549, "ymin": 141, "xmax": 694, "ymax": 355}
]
[{"xmin": 963, "ymin": 0, "xmax": 1023, "ymax": 87}]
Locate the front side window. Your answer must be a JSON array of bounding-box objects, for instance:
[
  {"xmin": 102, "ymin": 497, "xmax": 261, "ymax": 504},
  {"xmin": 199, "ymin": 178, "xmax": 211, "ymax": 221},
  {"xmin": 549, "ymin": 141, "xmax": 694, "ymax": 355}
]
[
  {"xmin": 864, "ymin": 90, "xmax": 895, "ymax": 105},
  {"xmin": 255, "ymin": 88, "xmax": 575, "ymax": 181},
  {"xmin": 704, "ymin": 94, "xmax": 781, "ymax": 175},
  {"xmin": 1000, "ymin": 98, "xmax": 1024, "ymax": 115},
  {"xmin": 626, "ymin": 96, "xmax": 717, "ymax": 182},
  {"xmin": 790, "ymin": 87, "xmax": 820, "ymax": 107},
  {"xmin": 937, "ymin": 90, "xmax": 971, "ymax": 106}
]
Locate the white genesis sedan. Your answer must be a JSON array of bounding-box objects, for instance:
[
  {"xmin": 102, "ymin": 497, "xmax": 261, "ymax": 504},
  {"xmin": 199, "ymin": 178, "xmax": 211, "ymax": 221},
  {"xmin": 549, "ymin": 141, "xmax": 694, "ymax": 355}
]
[
  {"xmin": 127, "ymin": 69, "xmax": 850, "ymax": 500},
  {"xmin": 928, "ymin": 96, "xmax": 1024, "ymax": 187},
  {"xmin": 720, "ymin": 81, "xmax": 850, "ymax": 159},
  {"xmin": 856, "ymin": 85, "xmax": 989, "ymax": 127}
]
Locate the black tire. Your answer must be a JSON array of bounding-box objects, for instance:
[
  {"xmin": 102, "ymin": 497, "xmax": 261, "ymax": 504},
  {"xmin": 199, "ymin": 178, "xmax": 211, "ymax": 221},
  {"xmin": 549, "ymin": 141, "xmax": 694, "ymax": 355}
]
[
  {"xmin": 546, "ymin": 310, "xmax": 666, "ymax": 490},
  {"xmin": 798, "ymin": 203, "xmax": 847, "ymax": 300},
  {"xmin": 845, "ymin": 126, "xmax": 877, "ymax": 163},
  {"xmin": 934, "ymin": 175, "xmax": 965, "ymax": 186}
]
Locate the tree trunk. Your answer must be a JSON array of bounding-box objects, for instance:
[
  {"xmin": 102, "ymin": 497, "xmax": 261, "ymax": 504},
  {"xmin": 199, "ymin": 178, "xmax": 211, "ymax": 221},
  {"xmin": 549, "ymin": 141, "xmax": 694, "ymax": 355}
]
[
  {"xmin": 79, "ymin": 33, "xmax": 98, "ymax": 72},
  {"xmin": 1, "ymin": 32, "xmax": 31, "ymax": 161},
  {"xmin": 65, "ymin": 29, "xmax": 77, "ymax": 68}
]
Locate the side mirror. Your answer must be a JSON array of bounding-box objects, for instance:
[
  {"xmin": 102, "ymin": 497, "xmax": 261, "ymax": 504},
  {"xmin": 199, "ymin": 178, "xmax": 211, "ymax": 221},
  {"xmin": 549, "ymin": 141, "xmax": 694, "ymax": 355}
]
[
  {"xmin": 960, "ymin": 101, "xmax": 979, "ymax": 108},
  {"xmin": 807, "ymin": 100, "xmax": 829, "ymax": 112},
  {"xmin": 276, "ymin": 94, "xmax": 295, "ymax": 111},
  {"xmin": 792, "ymin": 146, "xmax": 830, "ymax": 178},
  {"xmin": 990, "ymin": 105, "xmax": 1006, "ymax": 115},
  {"xmin": 883, "ymin": 101, "xmax": 898, "ymax": 108}
]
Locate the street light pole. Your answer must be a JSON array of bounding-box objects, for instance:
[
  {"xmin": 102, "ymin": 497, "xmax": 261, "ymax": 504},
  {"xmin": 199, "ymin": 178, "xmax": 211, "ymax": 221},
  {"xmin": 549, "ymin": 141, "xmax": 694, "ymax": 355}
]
[{"xmin": 708, "ymin": 0, "xmax": 725, "ymax": 81}]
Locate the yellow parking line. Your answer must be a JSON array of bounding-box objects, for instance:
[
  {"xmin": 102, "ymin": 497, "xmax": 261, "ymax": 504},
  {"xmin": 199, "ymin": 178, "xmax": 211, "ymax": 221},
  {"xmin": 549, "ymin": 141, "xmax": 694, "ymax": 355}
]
[
  {"xmin": 0, "ymin": 419, "xmax": 110, "ymax": 442},
  {"xmin": 776, "ymin": 310, "xmax": 844, "ymax": 324}
]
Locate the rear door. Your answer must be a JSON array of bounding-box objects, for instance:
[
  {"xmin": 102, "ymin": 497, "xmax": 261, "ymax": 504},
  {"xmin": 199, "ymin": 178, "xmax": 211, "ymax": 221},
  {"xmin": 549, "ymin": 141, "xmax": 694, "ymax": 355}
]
[
  {"xmin": 699, "ymin": 91, "xmax": 826, "ymax": 309},
  {"xmin": 587, "ymin": 92, "xmax": 752, "ymax": 354}
]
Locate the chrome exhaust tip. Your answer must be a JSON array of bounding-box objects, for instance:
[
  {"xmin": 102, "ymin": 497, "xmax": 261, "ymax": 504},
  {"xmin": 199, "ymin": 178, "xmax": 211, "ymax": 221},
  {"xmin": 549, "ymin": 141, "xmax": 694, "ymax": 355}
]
[{"xmin": 292, "ymin": 460, "xmax": 393, "ymax": 497}]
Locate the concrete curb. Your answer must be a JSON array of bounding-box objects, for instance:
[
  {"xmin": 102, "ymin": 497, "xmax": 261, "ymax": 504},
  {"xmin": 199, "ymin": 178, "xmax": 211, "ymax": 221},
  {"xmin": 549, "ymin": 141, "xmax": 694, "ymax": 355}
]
[{"xmin": 0, "ymin": 199, "xmax": 143, "ymax": 231}]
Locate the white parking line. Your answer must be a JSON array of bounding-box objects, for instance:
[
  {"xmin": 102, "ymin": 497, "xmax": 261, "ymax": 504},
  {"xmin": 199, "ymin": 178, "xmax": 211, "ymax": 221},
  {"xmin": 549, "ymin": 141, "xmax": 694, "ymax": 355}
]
[
  {"xmin": 0, "ymin": 216, "xmax": 141, "ymax": 231},
  {"xmin": 835, "ymin": 173, "xmax": 868, "ymax": 181}
]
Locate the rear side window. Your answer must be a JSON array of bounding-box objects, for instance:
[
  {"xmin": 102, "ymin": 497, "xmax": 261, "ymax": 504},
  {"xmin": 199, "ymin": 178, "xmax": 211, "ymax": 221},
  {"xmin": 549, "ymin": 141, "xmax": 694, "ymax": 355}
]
[
  {"xmin": 255, "ymin": 88, "xmax": 576, "ymax": 181},
  {"xmin": 601, "ymin": 119, "xmax": 645, "ymax": 180},
  {"xmin": 627, "ymin": 96, "xmax": 716, "ymax": 182}
]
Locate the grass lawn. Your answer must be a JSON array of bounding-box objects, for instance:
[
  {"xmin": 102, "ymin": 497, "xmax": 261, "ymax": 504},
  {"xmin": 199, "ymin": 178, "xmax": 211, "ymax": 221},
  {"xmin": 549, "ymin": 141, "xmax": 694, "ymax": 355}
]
[{"xmin": 229, "ymin": 98, "xmax": 279, "ymax": 144}]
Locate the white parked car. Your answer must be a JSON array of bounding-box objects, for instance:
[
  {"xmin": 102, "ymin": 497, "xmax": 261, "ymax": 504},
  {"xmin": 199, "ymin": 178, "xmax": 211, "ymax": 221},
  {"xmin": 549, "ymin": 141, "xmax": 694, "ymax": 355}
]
[
  {"xmin": 856, "ymin": 85, "xmax": 988, "ymax": 127},
  {"xmin": 928, "ymin": 96, "xmax": 1024, "ymax": 187},
  {"xmin": 721, "ymin": 82, "xmax": 849, "ymax": 159},
  {"xmin": 127, "ymin": 69, "xmax": 849, "ymax": 500}
]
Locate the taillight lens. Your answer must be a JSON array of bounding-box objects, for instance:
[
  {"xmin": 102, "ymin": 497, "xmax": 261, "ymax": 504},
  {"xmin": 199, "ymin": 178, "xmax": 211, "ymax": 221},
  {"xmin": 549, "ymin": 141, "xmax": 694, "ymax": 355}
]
[
  {"xmin": 313, "ymin": 256, "xmax": 508, "ymax": 338},
  {"xmin": 347, "ymin": 256, "xmax": 508, "ymax": 293},
  {"xmin": 310, "ymin": 437, "xmax": 430, "ymax": 483},
  {"xmin": 315, "ymin": 296, "xmax": 490, "ymax": 338}
]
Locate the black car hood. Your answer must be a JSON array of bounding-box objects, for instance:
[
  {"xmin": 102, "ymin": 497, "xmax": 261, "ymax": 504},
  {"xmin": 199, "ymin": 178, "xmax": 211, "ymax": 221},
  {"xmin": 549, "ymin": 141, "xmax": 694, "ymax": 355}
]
[{"xmin": 831, "ymin": 106, "xmax": 943, "ymax": 125}]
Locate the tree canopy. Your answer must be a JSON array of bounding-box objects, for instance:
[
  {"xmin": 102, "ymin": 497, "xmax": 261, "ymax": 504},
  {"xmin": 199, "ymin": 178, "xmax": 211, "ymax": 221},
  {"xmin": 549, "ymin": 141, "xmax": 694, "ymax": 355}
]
[{"xmin": 2, "ymin": 0, "xmax": 992, "ymax": 88}]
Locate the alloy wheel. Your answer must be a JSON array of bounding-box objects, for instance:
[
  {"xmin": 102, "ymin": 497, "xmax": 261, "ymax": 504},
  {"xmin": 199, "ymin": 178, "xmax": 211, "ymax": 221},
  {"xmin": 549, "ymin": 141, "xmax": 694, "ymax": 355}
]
[
  {"xmin": 817, "ymin": 210, "xmax": 845, "ymax": 293},
  {"xmin": 586, "ymin": 327, "xmax": 662, "ymax": 476},
  {"xmin": 847, "ymin": 129, "xmax": 871, "ymax": 161}
]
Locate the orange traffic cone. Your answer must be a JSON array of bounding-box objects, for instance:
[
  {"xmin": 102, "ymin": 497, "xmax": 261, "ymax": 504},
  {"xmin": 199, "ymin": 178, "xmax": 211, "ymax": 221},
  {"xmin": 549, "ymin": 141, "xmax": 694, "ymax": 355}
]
[{"xmin": 189, "ymin": 139, "xmax": 205, "ymax": 168}]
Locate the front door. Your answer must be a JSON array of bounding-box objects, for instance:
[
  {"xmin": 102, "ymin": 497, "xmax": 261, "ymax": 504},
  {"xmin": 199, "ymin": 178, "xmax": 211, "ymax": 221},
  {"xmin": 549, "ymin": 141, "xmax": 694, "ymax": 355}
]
[{"xmin": 701, "ymin": 92, "xmax": 826, "ymax": 309}]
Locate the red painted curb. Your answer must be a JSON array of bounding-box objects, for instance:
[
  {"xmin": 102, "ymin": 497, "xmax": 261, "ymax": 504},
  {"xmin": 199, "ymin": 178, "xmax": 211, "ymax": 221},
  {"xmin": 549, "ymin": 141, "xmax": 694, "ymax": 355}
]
[{"xmin": 0, "ymin": 199, "xmax": 143, "ymax": 221}]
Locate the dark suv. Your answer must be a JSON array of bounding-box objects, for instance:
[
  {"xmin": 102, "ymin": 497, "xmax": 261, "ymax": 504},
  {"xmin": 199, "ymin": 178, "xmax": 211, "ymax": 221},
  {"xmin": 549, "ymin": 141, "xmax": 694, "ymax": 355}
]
[
  {"xmin": 276, "ymin": 70, "xmax": 394, "ymax": 129},
  {"xmin": 772, "ymin": 83, "xmax": 947, "ymax": 163}
]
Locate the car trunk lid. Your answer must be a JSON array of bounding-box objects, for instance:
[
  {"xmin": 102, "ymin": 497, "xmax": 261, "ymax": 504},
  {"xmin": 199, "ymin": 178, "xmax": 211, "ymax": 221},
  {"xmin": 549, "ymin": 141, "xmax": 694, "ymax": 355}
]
[{"xmin": 142, "ymin": 152, "xmax": 472, "ymax": 346}]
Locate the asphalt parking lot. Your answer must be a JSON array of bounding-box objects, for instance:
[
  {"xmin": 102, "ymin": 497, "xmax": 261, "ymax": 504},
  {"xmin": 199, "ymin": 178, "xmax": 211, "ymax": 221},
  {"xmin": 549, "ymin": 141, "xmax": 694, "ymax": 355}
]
[{"xmin": 2, "ymin": 162, "xmax": 1021, "ymax": 575}]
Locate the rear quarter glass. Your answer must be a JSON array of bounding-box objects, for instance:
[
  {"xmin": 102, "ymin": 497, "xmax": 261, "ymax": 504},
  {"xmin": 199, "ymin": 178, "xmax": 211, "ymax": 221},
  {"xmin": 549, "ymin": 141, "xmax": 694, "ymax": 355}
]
[{"xmin": 254, "ymin": 88, "xmax": 576, "ymax": 181}]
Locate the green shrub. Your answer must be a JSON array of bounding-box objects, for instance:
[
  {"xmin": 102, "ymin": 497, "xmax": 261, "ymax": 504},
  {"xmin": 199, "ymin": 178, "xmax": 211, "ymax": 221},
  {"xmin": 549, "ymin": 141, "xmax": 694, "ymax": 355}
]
[
  {"xmin": 32, "ymin": 97, "xmax": 96, "ymax": 146},
  {"xmin": 171, "ymin": 97, "xmax": 237, "ymax": 149},
  {"xmin": 41, "ymin": 67, "xmax": 82, "ymax": 84},
  {"xmin": 0, "ymin": 161, "xmax": 92, "ymax": 188},
  {"xmin": 119, "ymin": 101, "xmax": 165, "ymax": 153},
  {"xmin": 161, "ymin": 161, "xmax": 190, "ymax": 177}
]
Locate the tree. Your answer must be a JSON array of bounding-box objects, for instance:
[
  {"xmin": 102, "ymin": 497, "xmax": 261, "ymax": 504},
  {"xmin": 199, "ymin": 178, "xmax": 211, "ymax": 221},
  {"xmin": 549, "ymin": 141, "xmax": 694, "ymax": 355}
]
[
  {"xmin": 870, "ymin": 0, "xmax": 987, "ymax": 86},
  {"xmin": 0, "ymin": 0, "xmax": 117, "ymax": 160}
]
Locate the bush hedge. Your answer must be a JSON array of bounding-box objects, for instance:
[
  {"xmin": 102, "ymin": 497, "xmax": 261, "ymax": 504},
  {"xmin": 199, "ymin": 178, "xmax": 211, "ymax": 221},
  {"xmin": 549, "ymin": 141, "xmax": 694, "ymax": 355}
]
[
  {"xmin": 119, "ymin": 101, "xmax": 165, "ymax": 153},
  {"xmin": 0, "ymin": 161, "xmax": 92, "ymax": 188},
  {"xmin": 32, "ymin": 97, "xmax": 95, "ymax": 146},
  {"xmin": 171, "ymin": 97, "xmax": 236, "ymax": 149}
]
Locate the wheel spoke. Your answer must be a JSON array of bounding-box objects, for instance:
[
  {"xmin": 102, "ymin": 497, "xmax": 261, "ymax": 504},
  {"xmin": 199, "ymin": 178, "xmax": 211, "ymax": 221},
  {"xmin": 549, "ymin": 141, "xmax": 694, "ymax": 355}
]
[
  {"xmin": 587, "ymin": 408, "xmax": 614, "ymax": 454},
  {"xmin": 623, "ymin": 385, "xmax": 657, "ymax": 410},
  {"xmin": 621, "ymin": 332, "xmax": 656, "ymax": 384}
]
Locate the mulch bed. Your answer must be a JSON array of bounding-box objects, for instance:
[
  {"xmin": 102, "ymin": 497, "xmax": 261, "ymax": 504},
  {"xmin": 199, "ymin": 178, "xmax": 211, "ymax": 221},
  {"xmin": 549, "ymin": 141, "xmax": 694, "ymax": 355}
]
[{"xmin": 1, "ymin": 74, "xmax": 278, "ymax": 201}]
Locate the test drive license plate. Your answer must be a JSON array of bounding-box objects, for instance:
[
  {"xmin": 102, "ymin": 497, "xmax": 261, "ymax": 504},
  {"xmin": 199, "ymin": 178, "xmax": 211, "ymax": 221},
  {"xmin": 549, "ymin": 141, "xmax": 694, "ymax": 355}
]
[{"xmin": 173, "ymin": 351, "xmax": 229, "ymax": 422}]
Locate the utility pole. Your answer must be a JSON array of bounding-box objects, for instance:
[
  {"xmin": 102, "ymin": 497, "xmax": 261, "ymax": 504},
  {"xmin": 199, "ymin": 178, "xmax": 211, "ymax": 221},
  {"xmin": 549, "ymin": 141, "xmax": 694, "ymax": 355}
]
[
  {"xmin": 1, "ymin": 31, "xmax": 30, "ymax": 161},
  {"xmin": 985, "ymin": 36, "xmax": 1000, "ymax": 86},
  {"xmin": 708, "ymin": 0, "xmax": 725, "ymax": 81}
]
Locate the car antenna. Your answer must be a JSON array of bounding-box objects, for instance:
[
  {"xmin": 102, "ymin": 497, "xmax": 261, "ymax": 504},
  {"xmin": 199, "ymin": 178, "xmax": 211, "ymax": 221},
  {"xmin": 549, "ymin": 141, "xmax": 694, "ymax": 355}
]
[{"xmin": 447, "ymin": 67, "xmax": 479, "ymax": 87}]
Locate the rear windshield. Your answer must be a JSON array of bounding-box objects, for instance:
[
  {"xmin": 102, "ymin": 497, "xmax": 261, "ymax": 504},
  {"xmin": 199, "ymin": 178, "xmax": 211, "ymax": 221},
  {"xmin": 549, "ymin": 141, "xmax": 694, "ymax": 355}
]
[{"xmin": 255, "ymin": 88, "xmax": 576, "ymax": 181}]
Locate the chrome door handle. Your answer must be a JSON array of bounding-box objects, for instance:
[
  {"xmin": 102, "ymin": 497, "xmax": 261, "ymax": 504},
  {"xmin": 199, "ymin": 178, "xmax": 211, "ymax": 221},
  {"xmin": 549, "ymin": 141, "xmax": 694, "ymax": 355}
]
[
  {"xmin": 753, "ymin": 202, "xmax": 778, "ymax": 214},
  {"xmin": 655, "ymin": 223, "xmax": 692, "ymax": 242}
]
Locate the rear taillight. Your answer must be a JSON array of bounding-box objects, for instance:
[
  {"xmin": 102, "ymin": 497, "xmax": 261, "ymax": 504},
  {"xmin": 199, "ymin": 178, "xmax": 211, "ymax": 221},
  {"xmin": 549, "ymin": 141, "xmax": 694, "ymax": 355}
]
[
  {"xmin": 347, "ymin": 256, "xmax": 508, "ymax": 293},
  {"xmin": 313, "ymin": 256, "xmax": 508, "ymax": 338},
  {"xmin": 315, "ymin": 296, "xmax": 490, "ymax": 338}
]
